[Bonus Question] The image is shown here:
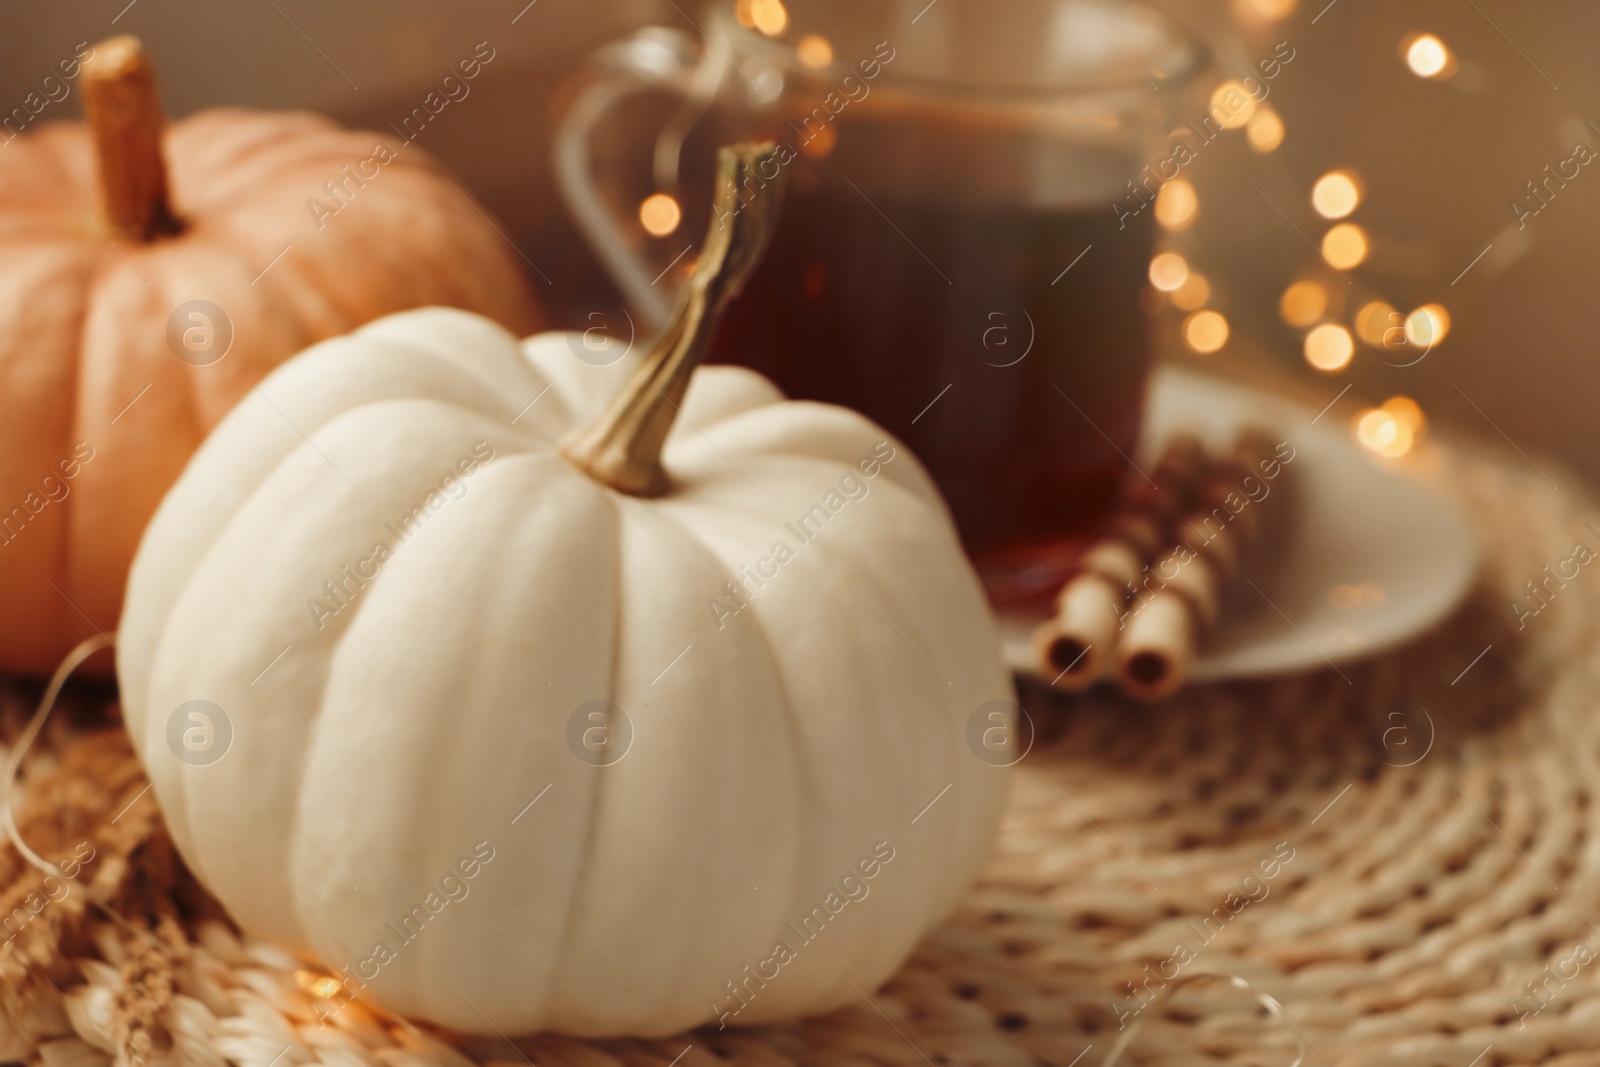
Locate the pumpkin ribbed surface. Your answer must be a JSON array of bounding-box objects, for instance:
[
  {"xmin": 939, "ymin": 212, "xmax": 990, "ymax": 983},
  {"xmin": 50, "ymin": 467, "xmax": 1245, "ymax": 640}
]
[
  {"xmin": 116, "ymin": 308, "xmax": 1014, "ymax": 1036},
  {"xmin": 0, "ymin": 110, "xmax": 540, "ymax": 673}
]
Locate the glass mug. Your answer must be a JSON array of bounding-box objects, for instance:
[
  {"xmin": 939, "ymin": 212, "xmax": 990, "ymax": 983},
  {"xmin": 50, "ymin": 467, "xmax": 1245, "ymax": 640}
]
[{"xmin": 557, "ymin": 0, "xmax": 1202, "ymax": 603}]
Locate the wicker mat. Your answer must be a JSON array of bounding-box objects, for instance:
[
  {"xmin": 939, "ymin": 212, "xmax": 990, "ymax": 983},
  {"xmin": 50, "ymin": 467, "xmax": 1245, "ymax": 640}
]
[{"xmin": 5, "ymin": 440, "xmax": 1600, "ymax": 1067}]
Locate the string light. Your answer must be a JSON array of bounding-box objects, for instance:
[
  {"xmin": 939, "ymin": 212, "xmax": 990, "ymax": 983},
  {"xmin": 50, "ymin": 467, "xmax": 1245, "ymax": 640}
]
[
  {"xmin": 1383, "ymin": 395, "xmax": 1425, "ymax": 431},
  {"xmin": 1149, "ymin": 252, "xmax": 1189, "ymax": 292},
  {"xmin": 1404, "ymin": 303, "xmax": 1451, "ymax": 347},
  {"xmin": 1184, "ymin": 310, "xmax": 1230, "ymax": 353},
  {"xmin": 1236, "ymin": 0, "xmax": 1296, "ymax": 18},
  {"xmin": 1279, "ymin": 280, "xmax": 1326, "ymax": 327},
  {"xmin": 1247, "ymin": 108, "xmax": 1285, "ymax": 152},
  {"xmin": 1405, "ymin": 34, "xmax": 1453, "ymax": 79},
  {"xmin": 1304, "ymin": 323, "xmax": 1354, "ymax": 371},
  {"xmin": 638, "ymin": 193, "xmax": 682, "ymax": 237},
  {"xmin": 1355, "ymin": 398, "xmax": 1424, "ymax": 458},
  {"xmin": 1159, "ymin": 28, "xmax": 1447, "ymax": 452},
  {"xmin": 1355, "ymin": 410, "xmax": 1403, "ymax": 454},
  {"xmin": 1311, "ymin": 171, "xmax": 1362, "ymax": 219},
  {"xmin": 800, "ymin": 123, "xmax": 837, "ymax": 158},
  {"xmin": 1172, "ymin": 272, "xmax": 1211, "ymax": 311},
  {"xmin": 1209, "ymin": 81, "xmax": 1257, "ymax": 130},
  {"xmin": 796, "ymin": 34, "xmax": 833, "ymax": 69},
  {"xmin": 294, "ymin": 970, "xmax": 343, "ymax": 999},
  {"xmin": 1155, "ymin": 179, "xmax": 1198, "ymax": 230},
  {"xmin": 1355, "ymin": 300, "xmax": 1398, "ymax": 346},
  {"xmin": 1321, "ymin": 223, "xmax": 1369, "ymax": 270},
  {"xmin": 750, "ymin": 0, "xmax": 788, "ymax": 36}
]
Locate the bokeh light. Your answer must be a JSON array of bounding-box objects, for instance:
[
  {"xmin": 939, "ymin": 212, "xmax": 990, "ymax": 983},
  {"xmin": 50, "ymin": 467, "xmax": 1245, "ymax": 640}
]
[
  {"xmin": 1237, "ymin": 0, "xmax": 1296, "ymax": 17},
  {"xmin": 799, "ymin": 122, "xmax": 837, "ymax": 158},
  {"xmin": 1321, "ymin": 223, "xmax": 1369, "ymax": 270},
  {"xmin": 1356, "ymin": 410, "xmax": 1402, "ymax": 454},
  {"xmin": 1247, "ymin": 107, "xmax": 1285, "ymax": 152},
  {"xmin": 638, "ymin": 193, "xmax": 682, "ymax": 237},
  {"xmin": 1404, "ymin": 303, "xmax": 1451, "ymax": 347},
  {"xmin": 1279, "ymin": 280, "xmax": 1327, "ymax": 327},
  {"xmin": 1209, "ymin": 80, "xmax": 1257, "ymax": 130},
  {"xmin": 1305, "ymin": 323, "xmax": 1354, "ymax": 372},
  {"xmin": 1172, "ymin": 272, "xmax": 1211, "ymax": 311},
  {"xmin": 1405, "ymin": 34, "xmax": 1452, "ymax": 78},
  {"xmin": 1383, "ymin": 395, "xmax": 1425, "ymax": 432},
  {"xmin": 1155, "ymin": 179, "xmax": 1198, "ymax": 230},
  {"xmin": 1148, "ymin": 252, "xmax": 1189, "ymax": 292},
  {"xmin": 750, "ymin": 0, "xmax": 788, "ymax": 36},
  {"xmin": 796, "ymin": 34, "xmax": 833, "ymax": 69},
  {"xmin": 1311, "ymin": 171, "xmax": 1362, "ymax": 219},
  {"xmin": 295, "ymin": 970, "xmax": 343, "ymax": 999},
  {"xmin": 1355, "ymin": 300, "xmax": 1398, "ymax": 347},
  {"xmin": 1184, "ymin": 310, "xmax": 1230, "ymax": 354},
  {"xmin": 1355, "ymin": 398, "xmax": 1423, "ymax": 458}
]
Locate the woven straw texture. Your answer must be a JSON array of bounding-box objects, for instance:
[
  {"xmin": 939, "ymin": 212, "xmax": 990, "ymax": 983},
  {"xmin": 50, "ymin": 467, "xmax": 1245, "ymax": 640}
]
[{"xmin": 3, "ymin": 440, "xmax": 1598, "ymax": 1067}]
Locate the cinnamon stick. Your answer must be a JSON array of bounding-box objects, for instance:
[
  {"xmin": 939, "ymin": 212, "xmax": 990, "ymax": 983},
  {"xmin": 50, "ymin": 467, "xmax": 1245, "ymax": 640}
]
[{"xmin": 82, "ymin": 36, "xmax": 179, "ymax": 240}]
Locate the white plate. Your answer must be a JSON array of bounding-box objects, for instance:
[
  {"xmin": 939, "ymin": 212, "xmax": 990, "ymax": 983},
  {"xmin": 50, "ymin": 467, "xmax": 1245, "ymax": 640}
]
[{"xmin": 999, "ymin": 364, "xmax": 1479, "ymax": 683}]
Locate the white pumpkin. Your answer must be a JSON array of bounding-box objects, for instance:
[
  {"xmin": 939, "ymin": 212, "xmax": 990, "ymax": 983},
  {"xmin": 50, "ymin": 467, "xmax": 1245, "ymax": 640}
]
[{"xmin": 117, "ymin": 146, "xmax": 1015, "ymax": 1037}]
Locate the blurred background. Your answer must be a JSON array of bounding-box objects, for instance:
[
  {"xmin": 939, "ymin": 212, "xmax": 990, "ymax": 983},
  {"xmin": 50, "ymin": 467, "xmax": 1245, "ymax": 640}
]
[{"xmin": 4, "ymin": 0, "xmax": 1596, "ymax": 476}]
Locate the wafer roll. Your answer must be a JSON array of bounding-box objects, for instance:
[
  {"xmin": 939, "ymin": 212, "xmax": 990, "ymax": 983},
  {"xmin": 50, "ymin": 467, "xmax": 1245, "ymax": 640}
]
[
  {"xmin": 1034, "ymin": 571, "xmax": 1125, "ymax": 690},
  {"xmin": 1033, "ymin": 535, "xmax": 1142, "ymax": 690},
  {"xmin": 1078, "ymin": 538, "xmax": 1144, "ymax": 587},
  {"xmin": 1101, "ymin": 510, "xmax": 1165, "ymax": 560},
  {"xmin": 1177, "ymin": 509, "xmax": 1243, "ymax": 582},
  {"xmin": 1113, "ymin": 429, "xmax": 1285, "ymax": 699},
  {"xmin": 1117, "ymin": 432, "xmax": 1209, "ymax": 523},
  {"xmin": 1150, "ymin": 545, "xmax": 1222, "ymax": 627},
  {"xmin": 1150, "ymin": 432, "xmax": 1208, "ymax": 496},
  {"xmin": 1114, "ymin": 544, "xmax": 1224, "ymax": 700},
  {"xmin": 1033, "ymin": 425, "xmax": 1290, "ymax": 700},
  {"xmin": 1116, "ymin": 591, "xmax": 1196, "ymax": 702}
]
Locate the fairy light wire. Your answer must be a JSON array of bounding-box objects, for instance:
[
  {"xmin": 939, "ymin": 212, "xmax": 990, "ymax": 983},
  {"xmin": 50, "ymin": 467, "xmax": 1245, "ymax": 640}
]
[
  {"xmin": 2, "ymin": 634, "xmax": 114, "ymax": 878},
  {"xmin": 1101, "ymin": 971, "xmax": 1307, "ymax": 1067},
  {"xmin": 1, "ymin": 631, "xmax": 151, "ymax": 942}
]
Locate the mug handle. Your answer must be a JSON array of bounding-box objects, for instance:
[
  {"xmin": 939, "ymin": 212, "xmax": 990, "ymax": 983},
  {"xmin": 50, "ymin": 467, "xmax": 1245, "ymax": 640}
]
[{"xmin": 555, "ymin": 26, "xmax": 736, "ymax": 330}]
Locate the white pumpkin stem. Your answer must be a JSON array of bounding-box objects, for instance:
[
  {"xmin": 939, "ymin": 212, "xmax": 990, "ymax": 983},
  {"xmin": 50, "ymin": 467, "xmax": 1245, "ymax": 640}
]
[
  {"xmin": 562, "ymin": 142, "xmax": 784, "ymax": 496},
  {"xmin": 82, "ymin": 36, "xmax": 179, "ymax": 241}
]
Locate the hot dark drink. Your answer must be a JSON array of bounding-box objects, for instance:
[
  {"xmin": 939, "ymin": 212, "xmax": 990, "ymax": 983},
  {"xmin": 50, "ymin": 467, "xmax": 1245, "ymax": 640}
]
[
  {"xmin": 705, "ymin": 130, "xmax": 1155, "ymax": 600},
  {"xmin": 561, "ymin": 0, "xmax": 1197, "ymax": 602}
]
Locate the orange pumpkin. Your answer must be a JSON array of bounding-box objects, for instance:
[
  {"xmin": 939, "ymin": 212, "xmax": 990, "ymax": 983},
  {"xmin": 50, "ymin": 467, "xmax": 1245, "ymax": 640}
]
[{"xmin": 0, "ymin": 37, "xmax": 541, "ymax": 674}]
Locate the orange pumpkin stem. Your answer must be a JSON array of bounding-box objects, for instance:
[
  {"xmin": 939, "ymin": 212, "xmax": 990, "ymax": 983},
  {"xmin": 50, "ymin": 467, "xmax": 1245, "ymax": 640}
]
[
  {"xmin": 562, "ymin": 142, "xmax": 784, "ymax": 496},
  {"xmin": 82, "ymin": 36, "xmax": 179, "ymax": 241}
]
